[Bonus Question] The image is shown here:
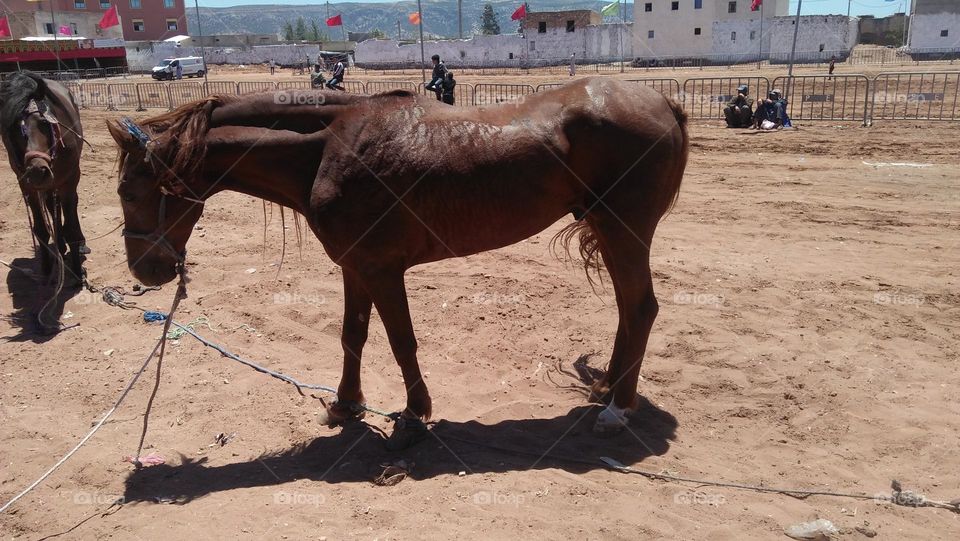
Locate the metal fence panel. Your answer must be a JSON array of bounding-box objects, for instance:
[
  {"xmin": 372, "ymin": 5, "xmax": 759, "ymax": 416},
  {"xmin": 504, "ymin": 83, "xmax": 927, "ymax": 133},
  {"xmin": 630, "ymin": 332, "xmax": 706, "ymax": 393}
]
[
  {"xmin": 626, "ymin": 78, "xmax": 682, "ymax": 98},
  {"xmin": 277, "ymin": 80, "xmax": 310, "ymax": 90},
  {"xmin": 136, "ymin": 82, "xmax": 170, "ymax": 110},
  {"xmin": 238, "ymin": 81, "xmax": 276, "ymax": 95},
  {"xmin": 536, "ymin": 83, "xmax": 565, "ymax": 92},
  {"xmin": 681, "ymin": 77, "xmax": 770, "ymax": 120},
  {"xmin": 473, "ymin": 83, "xmax": 536, "ymax": 105},
  {"xmin": 366, "ymin": 81, "xmax": 419, "ymax": 94},
  {"xmin": 417, "ymin": 82, "xmax": 475, "ymax": 107},
  {"xmin": 107, "ymin": 83, "xmax": 139, "ymax": 110},
  {"xmin": 343, "ymin": 80, "xmax": 366, "ymax": 93},
  {"xmin": 169, "ymin": 82, "xmax": 204, "ymax": 108},
  {"xmin": 204, "ymin": 81, "xmax": 238, "ymax": 96},
  {"xmin": 771, "ymin": 74, "xmax": 870, "ymax": 122},
  {"xmin": 871, "ymin": 72, "xmax": 960, "ymax": 121},
  {"xmin": 79, "ymin": 83, "xmax": 111, "ymax": 109}
]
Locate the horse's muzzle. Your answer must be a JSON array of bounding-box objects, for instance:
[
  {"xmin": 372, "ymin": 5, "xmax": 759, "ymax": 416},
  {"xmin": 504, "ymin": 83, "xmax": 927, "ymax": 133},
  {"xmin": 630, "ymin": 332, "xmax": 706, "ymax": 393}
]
[{"xmin": 21, "ymin": 161, "xmax": 54, "ymax": 189}]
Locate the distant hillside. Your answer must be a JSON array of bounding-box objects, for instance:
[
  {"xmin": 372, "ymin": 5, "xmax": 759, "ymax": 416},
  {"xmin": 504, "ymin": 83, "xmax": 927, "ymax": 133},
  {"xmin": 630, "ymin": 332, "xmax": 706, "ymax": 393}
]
[{"xmin": 186, "ymin": 1, "xmax": 633, "ymax": 40}]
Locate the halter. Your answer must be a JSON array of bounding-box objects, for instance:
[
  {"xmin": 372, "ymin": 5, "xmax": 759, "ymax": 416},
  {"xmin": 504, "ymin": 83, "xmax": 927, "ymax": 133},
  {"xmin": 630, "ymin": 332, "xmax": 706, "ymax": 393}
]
[
  {"xmin": 118, "ymin": 118, "xmax": 204, "ymax": 266},
  {"xmin": 19, "ymin": 99, "xmax": 64, "ymax": 168}
]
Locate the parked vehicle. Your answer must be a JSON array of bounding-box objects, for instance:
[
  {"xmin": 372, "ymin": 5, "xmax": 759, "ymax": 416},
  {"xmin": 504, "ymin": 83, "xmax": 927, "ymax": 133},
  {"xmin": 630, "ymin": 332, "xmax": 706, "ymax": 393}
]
[{"xmin": 151, "ymin": 57, "xmax": 205, "ymax": 80}]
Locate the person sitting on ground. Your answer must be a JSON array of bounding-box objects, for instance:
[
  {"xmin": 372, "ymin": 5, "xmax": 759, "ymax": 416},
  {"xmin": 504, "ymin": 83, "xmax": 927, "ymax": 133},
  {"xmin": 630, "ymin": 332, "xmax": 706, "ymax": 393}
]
[
  {"xmin": 441, "ymin": 71, "xmax": 456, "ymax": 105},
  {"xmin": 425, "ymin": 54, "xmax": 448, "ymax": 101},
  {"xmin": 753, "ymin": 89, "xmax": 792, "ymax": 130},
  {"xmin": 326, "ymin": 56, "xmax": 346, "ymax": 91},
  {"xmin": 724, "ymin": 84, "xmax": 754, "ymax": 128}
]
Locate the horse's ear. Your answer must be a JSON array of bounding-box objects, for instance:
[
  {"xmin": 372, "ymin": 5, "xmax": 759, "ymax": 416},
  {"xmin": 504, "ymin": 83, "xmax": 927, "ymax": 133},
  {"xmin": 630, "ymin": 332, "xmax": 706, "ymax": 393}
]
[{"xmin": 106, "ymin": 120, "xmax": 140, "ymax": 153}]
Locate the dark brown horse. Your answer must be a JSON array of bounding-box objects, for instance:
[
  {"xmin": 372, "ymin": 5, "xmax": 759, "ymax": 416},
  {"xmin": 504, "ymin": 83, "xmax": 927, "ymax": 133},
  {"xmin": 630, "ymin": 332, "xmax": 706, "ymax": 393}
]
[
  {"xmin": 0, "ymin": 71, "xmax": 87, "ymax": 284},
  {"xmin": 107, "ymin": 78, "xmax": 688, "ymax": 446}
]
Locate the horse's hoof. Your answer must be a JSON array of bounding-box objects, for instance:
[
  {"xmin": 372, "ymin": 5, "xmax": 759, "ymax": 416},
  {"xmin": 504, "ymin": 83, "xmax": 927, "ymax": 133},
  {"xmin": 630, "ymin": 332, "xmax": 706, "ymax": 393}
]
[
  {"xmin": 318, "ymin": 399, "xmax": 366, "ymax": 427},
  {"xmin": 593, "ymin": 404, "xmax": 631, "ymax": 435},
  {"xmin": 78, "ymin": 245, "xmax": 91, "ymax": 255},
  {"xmin": 385, "ymin": 415, "xmax": 429, "ymax": 451}
]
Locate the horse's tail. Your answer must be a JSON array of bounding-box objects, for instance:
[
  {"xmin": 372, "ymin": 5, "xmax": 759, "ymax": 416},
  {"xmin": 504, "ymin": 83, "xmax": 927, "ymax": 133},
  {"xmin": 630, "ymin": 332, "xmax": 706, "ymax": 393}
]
[
  {"xmin": 551, "ymin": 220, "xmax": 604, "ymax": 290},
  {"xmin": 663, "ymin": 95, "xmax": 689, "ymax": 216}
]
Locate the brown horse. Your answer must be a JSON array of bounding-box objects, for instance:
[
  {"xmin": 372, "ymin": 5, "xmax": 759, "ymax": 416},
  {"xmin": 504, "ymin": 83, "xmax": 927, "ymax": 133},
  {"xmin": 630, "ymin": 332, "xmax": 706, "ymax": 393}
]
[
  {"xmin": 0, "ymin": 71, "xmax": 87, "ymax": 284},
  {"xmin": 107, "ymin": 77, "xmax": 689, "ymax": 446}
]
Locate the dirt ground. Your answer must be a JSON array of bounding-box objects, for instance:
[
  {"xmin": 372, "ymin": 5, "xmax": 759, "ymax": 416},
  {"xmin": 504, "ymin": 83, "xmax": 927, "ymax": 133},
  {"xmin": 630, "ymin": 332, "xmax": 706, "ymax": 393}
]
[{"xmin": 1, "ymin": 96, "xmax": 959, "ymax": 540}]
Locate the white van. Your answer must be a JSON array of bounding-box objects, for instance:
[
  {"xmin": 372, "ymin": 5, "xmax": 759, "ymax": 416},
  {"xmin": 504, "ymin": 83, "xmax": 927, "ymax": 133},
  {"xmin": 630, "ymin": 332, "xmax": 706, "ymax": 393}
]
[{"xmin": 151, "ymin": 56, "xmax": 205, "ymax": 80}]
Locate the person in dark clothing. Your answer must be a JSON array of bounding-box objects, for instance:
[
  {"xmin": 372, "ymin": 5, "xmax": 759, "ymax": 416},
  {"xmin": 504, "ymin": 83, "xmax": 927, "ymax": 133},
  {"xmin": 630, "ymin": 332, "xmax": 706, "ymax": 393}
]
[
  {"xmin": 753, "ymin": 89, "xmax": 791, "ymax": 129},
  {"xmin": 326, "ymin": 56, "xmax": 346, "ymax": 91},
  {"xmin": 441, "ymin": 71, "xmax": 456, "ymax": 105},
  {"xmin": 425, "ymin": 54, "xmax": 448, "ymax": 101},
  {"xmin": 724, "ymin": 84, "xmax": 754, "ymax": 128},
  {"xmin": 828, "ymin": 55, "xmax": 837, "ymax": 79}
]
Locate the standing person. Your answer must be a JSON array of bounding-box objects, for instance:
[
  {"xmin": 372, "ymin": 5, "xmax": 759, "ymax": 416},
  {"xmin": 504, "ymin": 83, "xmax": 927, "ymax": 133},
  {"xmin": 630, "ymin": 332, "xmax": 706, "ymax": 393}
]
[
  {"xmin": 425, "ymin": 54, "xmax": 448, "ymax": 101},
  {"xmin": 828, "ymin": 55, "xmax": 837, "ymax": 79},
  {"xmin": 326, "ymin": 55, "xmax": 346, "ymax": 91},
  {"xmin": 174, "ymin": 60, "xmax": 182, "ymax": 80},
  {"xmin": 569, "ymin": 53, "xmax": 576, "ymax": 76},
  {"xmin": 269, "ymin": 59, "xmax": 276, "ymax": 75},
  {"xmin": 441, "ymin": 71, "xmax": 456, "ymax": 105}
]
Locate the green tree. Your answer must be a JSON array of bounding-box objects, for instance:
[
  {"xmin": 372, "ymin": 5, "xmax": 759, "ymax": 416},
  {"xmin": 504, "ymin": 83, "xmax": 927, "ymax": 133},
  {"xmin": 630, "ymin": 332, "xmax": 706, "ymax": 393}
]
[
  {"xmin": 282, "ymin": 21, "xmax": 294, "ymax": 41},
  {"xmin": 370, "ymin": 28, "xmax": 387, "ymax": 39},
  {"xmin": 309, "ymin": 19, "xmax": 321, "ymax": 41},
  {"xmin": 294, "ymin": 17, "xmax": 308, "ymax": 41},
  {"xmin": 480, "ymin": 3, "xmax": 500, "ymax": 35}
]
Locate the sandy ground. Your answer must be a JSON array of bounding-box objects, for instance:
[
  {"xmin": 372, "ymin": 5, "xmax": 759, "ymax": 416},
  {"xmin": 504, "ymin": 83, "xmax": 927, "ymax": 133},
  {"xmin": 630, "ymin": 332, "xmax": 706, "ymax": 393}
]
[{"xmin": 0, "ymin": 97, "xmax": 959, "ymax": 540}]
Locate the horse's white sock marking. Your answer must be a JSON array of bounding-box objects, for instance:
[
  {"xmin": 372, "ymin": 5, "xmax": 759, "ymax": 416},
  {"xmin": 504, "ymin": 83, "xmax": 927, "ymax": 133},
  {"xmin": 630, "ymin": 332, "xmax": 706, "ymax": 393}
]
[{"xmin": 597, "ymin": 403, "xmax": 630, "ymax": 428}]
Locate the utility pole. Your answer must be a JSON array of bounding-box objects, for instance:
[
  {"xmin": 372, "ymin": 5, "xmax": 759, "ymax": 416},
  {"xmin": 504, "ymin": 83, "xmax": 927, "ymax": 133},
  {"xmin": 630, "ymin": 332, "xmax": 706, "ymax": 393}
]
[
  {"xmin": 417, "ymin": 0, "xmax": 426, "ymax": 83},
  {"xmin": 618, "ymin": 0, "xmax": 625, "ymax": 73},
  {"xmin": 757, "ymin": 0, "xmax": 764, "ymax": 69},
  {"xmin": 50, "ymin": 0, "xmax": 64, "ymax": 71},
  {"xmin": 397, "ymin": 19, "xmax": 401, "ymax": 41},
  {"xmin": 326, "ymin": 1, "xmax": 330, "ymax": 21},
  {"xmin": 194, "ymin": 0, "xmax": 209, "ymax": 86},
  {"xmin": 847, "ymin": 0, "xmax": 851, "ymax": 18},
  {"xmin": 787, "ymin": 0, "xmax": 802, "ymax": 77},
  {"xmin": 458, "ymin": 0, "xmax": 463, "ymax": 39},
  {"xmin": 903, "ymin": 0, "xmax": 912, "ymax": 49}
]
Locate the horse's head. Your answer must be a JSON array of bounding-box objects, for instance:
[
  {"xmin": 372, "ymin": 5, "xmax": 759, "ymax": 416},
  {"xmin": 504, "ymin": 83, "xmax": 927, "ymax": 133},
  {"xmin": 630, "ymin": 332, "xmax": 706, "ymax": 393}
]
[
  {"xmin": 107, "ymin": 117, "xmax": 207, "ymax": 286},
  {"xmin": 0, "ymin": 72, "xmax": 65, "ymax": 190}
]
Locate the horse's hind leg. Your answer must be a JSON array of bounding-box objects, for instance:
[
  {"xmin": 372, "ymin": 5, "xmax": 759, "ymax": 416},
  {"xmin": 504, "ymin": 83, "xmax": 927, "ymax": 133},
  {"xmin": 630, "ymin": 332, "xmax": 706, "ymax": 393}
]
[
  {"xmin": 320, "ymin": 269, "xmax": 372, "ymax": 426},
  {"xmin": 587, "ymin": 215, "xmax": 660, "ymax": 434},
  {"xmin": 360, "ymin": 268, "xmax": 432, "ymax": 449},
  {"xmin": 59, "ymin": 188, "xmax": 87, "ymax": 282}
]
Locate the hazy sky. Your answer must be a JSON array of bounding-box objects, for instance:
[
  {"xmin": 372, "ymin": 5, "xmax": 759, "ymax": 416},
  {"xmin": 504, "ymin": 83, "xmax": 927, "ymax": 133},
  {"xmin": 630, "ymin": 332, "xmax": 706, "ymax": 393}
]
[{"xmin": 193, "ymin": 0, "xmax": 912, "ymax": 19}]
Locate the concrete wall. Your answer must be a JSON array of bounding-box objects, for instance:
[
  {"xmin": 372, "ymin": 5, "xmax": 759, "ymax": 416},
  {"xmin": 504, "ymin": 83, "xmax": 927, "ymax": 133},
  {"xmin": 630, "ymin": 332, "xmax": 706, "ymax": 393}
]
[
  {"xmin": 859, "ymin": 14, "xmax": 908, "ymax": 46},
  {"xmin": 767, "ymin": 15, "xmax": 858, "ymax": 56},
  {"xmin": 909, "ymin": 13, "xmax": 960, "ymax": 50},
  {"xmin": 633, "ymin": 0, "xmax": 787, "ymax": 58}
]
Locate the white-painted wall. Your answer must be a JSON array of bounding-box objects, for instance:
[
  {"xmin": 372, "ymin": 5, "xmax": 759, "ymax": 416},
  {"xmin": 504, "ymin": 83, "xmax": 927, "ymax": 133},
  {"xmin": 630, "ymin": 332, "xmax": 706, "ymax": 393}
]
[{"xmin": 909, "ymin": 13, "xmax": 960, "ymax": 49}]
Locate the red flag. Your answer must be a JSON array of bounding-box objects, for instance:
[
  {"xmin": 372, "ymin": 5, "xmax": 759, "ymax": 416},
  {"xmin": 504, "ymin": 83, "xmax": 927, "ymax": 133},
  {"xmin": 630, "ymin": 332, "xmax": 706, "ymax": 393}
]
[
  {"xmin": 0, "ymin": 17, "xmax": 10, "ymax": 38},
  {"xmin": 59, "ymin": 24, "xmax": 72, "ymax": 35},
  {"xmin": 511, "ymin": 5, "xmax": 527, "ymax": 20},
  {"xmin": 326, "ymin": 14, "xmax": 342, "ymax": 27},
  {"xmin": 98, "ymin": 5, "xmax": 120, "ymax": 29},
  {"xmin": 408, "ymin": 12, "xmax": 421, "ymax": 25},
  {"xmin": 751, "ymin": 0, "xmax": 762, "ymax": 11}
]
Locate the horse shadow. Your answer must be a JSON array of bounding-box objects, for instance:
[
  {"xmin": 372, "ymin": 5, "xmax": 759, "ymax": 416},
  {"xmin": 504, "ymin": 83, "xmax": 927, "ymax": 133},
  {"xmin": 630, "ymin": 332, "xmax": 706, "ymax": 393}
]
[
  {"xmin": 122, "ymin": 398, "xmax": 677, "ymax": 504},
  {"xmin": 2, "ymin": 253, "xmax": 83, "ymax": 343}
]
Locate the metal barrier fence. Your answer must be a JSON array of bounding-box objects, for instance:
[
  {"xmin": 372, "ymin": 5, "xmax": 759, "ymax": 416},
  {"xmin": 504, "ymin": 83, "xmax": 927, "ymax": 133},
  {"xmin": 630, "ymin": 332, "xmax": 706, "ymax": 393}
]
[
  {"xmin": 871, "ymin": 72, "xmax": 960, "ymax": 121},
  {"xmin": 682, "ymin": 77, "xmax": 771, "ymax": 120},
  {"xmin": 60, "ymin": 74, "xmax": 960, "ymax": 122},
  {"xmin": 473, "ymin": 83, "xmax": 536, "ymax": 105},
  {"xmin": 772, "ymin": 74, "xmax": 871, "ymax": 122},
  {"xmin": 418, "ymin": 82, "xmax": 475, "ymax": 107}
]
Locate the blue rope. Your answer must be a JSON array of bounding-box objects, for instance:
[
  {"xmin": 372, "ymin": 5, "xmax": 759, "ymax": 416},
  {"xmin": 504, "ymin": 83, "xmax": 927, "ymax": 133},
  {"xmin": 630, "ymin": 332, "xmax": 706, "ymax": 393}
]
[{"xmin": 141, "ymin": 310, "xmax": 395, "ymax": 419}]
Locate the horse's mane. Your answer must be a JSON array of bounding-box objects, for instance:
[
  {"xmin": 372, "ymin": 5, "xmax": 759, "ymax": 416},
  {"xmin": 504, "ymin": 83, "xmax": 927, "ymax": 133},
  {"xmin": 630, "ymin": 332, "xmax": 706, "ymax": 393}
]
[
  {"xmin": 0, "ymin": 71, "xmax": 46, "ymax": 132},
  {"xmin": 124, "ymin": 94, "xmax": 238, "ymax": 188}
]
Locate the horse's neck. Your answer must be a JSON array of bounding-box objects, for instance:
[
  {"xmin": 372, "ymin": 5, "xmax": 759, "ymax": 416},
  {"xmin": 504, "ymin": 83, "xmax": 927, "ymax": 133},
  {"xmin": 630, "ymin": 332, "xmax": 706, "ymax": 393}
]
[{"xmin": 202, "ymin": 125, "xmax": 325, "ymax": 214}]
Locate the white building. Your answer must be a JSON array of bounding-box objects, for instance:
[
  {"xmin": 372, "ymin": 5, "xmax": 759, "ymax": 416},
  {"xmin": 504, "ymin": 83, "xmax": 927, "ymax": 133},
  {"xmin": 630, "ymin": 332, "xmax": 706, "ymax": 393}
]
[
  {"xmin": 632, "ymin": 0, "xmax": 857, "ymax": 61},
  {"xmin": 908, "ymin": 0, "xmax": 960, "ymax": 51}
]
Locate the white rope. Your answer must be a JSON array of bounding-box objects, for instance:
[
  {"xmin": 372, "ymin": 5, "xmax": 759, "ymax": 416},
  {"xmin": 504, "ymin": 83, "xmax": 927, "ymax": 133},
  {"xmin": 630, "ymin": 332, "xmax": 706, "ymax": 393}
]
[{"xmin": 0, "ymin": 338, "xmax": 162, "ymax": 514}]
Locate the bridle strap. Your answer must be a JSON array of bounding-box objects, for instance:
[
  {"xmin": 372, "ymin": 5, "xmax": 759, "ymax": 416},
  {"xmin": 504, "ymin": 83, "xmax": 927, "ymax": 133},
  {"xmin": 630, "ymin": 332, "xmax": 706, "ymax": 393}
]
[
  {"xmin": 23, "ymin": 150, "xmax": 53, "ymax": 164},
  {"xmin": 121, "ymin": 192, "xmax": 202, "ymax": 264}
]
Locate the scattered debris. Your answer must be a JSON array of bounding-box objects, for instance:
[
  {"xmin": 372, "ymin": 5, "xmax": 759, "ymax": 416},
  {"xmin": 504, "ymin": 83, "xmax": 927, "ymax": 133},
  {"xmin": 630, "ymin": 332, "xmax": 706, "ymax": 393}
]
[
  {"xmin": 784, "ymin": 519, "xmax": 838, "ymax": 540},
  {"xmin": 213, "ymin": 432, "xmax": 236, "ymax": 447},
  {"xmin": 862, "ymin": 161, "xmax": 932, "ymax": 168},
  {"xmin": 122, "ymin": 453, "xmax": 166, "ymax": 467},
  {"xmin": 374, "ymin": 459, "xmax": 413, "ymax": 487}
]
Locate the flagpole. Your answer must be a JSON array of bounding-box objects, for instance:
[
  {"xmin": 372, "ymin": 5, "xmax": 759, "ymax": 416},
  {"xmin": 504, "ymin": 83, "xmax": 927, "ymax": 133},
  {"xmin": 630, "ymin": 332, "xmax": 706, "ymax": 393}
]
[
  {"xmin": 787, "ymin": 0, "xmax": 802, "ymax": 77},
  {"xmin": 758, "ymin": 1, "xmax": 764, "ymax": 69},
  {"xmin": 50, "ymin": 0, "xmax": 64, "ymax": 70},
  {"xmin": 194, "ymin": 0, "xmax": 208, "ymax": 86},
  {"xmin": 417, "ymin": 0, "xmax": 426, "ymax": 84}
]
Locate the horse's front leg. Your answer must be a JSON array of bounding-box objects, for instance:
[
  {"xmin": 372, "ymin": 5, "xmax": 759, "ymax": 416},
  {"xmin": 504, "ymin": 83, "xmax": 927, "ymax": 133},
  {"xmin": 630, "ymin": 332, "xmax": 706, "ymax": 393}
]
[
  {"xmin": 25, "ymin": 192, "xmax": 52, "ymax": 277},
  {"xmin": 320, "ymin": 269, "xmax": 372, "ymax": 426},
  {"xmin": 362, "ymin": 268, "xmax": 432, "ymax": 450},
  {"xmin": 59, "ymin": 188, "xmax": 87, "ymax": 283}
]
